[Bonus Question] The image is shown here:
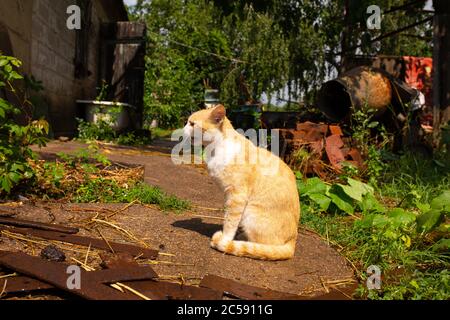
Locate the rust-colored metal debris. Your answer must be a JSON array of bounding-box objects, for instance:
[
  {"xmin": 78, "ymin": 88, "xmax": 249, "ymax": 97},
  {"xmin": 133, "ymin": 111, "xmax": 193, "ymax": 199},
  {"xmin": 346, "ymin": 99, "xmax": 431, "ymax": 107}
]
[
  {"xmin": 0, "ymin": 214, "xmax": 356, "ymax": 300},
  {"xmin": 0, "ymin": 276, "xmax": 54, "ymax": 295},
  {"xmin": 0, "ymin": 225, "xmax": 158, "ymax": 259},
  {"xmin": 0, "ymin": 252, "xmax": 355, "ymax": 300},
  {"xmin": 325, "ymin": 134, "xmax": 346, "ymax": 169},
  {"xmin": 0, "ymin": 250, "xmax": 222, "ymax": 300},
  {"xmin": 278, "ymin": 121, "xmax": 365, "ymax": 177},
  {"xmin": 329, "ymin": 125, "xmax": 343, "ymax": 136},
  {"xmin": 0, "ymin": 216, "xmax": 79, "ymax": 234},
  {"xmin": 126, "ymin": 280, "xmax": 223, "ymax": 300},
  {"xmin": 200, "ymin": 274, "xmax": 303, "ymax": 300},
  {"xmin": 0, "ymin": 251, "xmax": 157, "ymax": 300},
  {"xmin": 99, "ymin": 252, "xmax": 140, "ymax": 269}
]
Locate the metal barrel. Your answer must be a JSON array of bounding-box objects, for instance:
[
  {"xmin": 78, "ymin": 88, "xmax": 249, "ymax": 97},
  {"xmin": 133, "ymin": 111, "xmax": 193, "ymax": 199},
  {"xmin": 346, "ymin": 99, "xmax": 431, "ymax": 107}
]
[{"xmin": 316, "ymin": 66, "xmax": 393, "ymax": 122}]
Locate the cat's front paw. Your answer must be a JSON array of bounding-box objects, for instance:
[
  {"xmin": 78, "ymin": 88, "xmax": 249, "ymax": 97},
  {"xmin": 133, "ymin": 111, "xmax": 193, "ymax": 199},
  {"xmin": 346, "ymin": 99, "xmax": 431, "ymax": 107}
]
[
  {"xmin": 211, "ymin": 231, "xmax": 233, "ymax": 252},
  {"xmin": 210, "ymin": 231, "xmax": 223, "ymax": 249}
]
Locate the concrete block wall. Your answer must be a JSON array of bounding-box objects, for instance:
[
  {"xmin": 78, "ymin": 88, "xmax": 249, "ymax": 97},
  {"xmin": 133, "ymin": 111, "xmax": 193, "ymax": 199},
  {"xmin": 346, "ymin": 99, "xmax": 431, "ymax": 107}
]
[
  {"xmin": 1, "ymin": 0, "xmax": 125, "ymax": 136},
  {"xmin": 0, "ymin": 0, "xmax": 33, "ymax": 73},
  {"xmin": 30, "ymin": 0, "xmax": 95, "ymax": 136}
]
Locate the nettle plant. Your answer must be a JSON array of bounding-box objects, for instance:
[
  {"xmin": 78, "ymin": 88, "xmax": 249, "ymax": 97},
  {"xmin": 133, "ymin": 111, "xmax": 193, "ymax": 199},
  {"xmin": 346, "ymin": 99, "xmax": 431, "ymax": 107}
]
[{"xmin": 0, "ymin": 54, "xmax": 48, "ymax": 194}]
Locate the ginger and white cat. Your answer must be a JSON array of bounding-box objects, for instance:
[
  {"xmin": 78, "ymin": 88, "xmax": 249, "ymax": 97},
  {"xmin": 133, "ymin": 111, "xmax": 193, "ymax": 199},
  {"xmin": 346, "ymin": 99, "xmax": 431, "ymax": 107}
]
[{"xmin": 183, "ymin": 105, "xmax": 300, "ymax": 260}]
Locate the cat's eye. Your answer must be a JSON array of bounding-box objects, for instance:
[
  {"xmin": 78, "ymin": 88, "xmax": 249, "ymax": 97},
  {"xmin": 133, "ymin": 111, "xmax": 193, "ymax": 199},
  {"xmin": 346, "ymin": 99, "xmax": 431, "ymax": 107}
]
[{"xmin": 189, "ymin": 121, "xmax": 195, "ymax": 127}]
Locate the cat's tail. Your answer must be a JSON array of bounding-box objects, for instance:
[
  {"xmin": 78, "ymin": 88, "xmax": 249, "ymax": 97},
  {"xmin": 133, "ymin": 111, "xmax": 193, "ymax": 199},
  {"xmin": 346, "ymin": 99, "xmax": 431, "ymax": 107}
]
[{"xmin": 220, "ymin": 239, "xmax": 296, "ymax": 260}]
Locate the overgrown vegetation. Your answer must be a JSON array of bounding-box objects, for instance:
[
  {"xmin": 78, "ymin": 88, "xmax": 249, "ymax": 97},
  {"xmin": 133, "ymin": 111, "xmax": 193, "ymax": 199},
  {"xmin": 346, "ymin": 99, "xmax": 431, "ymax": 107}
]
[
  {"xmin": 31, "ymin": 144, "xmax": 189, "ymax": 212},
  {"xmin": 297, "ymin": 153, "xmax": 449, "ymax": 299},
  {"xmin": 293, "ymin": 103, "xmax": 449, "ymax": 299},
  {"xmin": 76, "ymin": 118, "xmax": 152, "ymax": 147},
  {"xmin": 75, "ymin": 79, "xmax": 152, "ymax": 146},
  {"xmin": 0, "ymin": 54, "xmax": 49, "ymax": 195},
  {"xmin": 0, "ymin": 54, "xmax": 187, "ymax": 212}
]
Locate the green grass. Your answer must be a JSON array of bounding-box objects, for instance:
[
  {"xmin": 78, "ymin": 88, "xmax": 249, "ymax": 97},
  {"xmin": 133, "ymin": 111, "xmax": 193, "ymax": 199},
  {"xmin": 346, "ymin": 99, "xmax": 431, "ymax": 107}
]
[
  {"xmin": 299, "ymin": 152, "xmax": 450, "ymax": 300},
  {"xmin": 379, "ymin": 153, "xmax": 450, "ymax": 206},
  {"xmin": 150, "ymin": 127, "xmax": 174, "ymax": 139},
  {"xmin": 73, "ymin": 179, "xmax": 190, "ymax": 212}
]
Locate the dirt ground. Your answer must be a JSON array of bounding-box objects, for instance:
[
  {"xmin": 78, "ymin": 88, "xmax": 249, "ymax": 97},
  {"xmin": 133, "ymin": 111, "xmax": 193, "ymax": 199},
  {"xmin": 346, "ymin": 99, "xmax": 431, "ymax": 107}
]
[{"xmin": 0, "ymin": 140, "xmax": 356, "ymax": 299}]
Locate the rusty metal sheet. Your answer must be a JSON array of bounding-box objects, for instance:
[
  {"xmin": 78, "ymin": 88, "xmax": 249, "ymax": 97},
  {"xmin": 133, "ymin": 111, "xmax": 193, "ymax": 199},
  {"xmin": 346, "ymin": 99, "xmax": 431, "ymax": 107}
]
[
  {"xmin": 0, "ymin": 226, "xmax": 158, "ymax": 259},
  {"xmin": 277, "ymin": 129, "xmax": 295, "ymax": 140},
  {"xmin": 125, "ymin": 280, "xmax": 223, "ymax": 300},
  {"xmin": 0, "ymin": 251, "xmax": 157, "ymax": 300},
  {"xmin": 295, "ymin": 122, "xmax": 329, "ymax": 142},
  {"xmin": 90, "ymin": 267, "xmax": 158, "ymax": 284},
  {"xmin": 200, "ymin": 275, "xmax": 303, "ymax": 300},
  {"xmin": 325, "ymin": 134, "xmax": 345, "ymax": 169},
  {"xmin": 296, "ymin": 121, "xmax": 328, "ymax": 134},
  {"xmin": 329, "ymin": 125, "xmax": 343, "ymax": 136},
  {"xmin": 326, "ymin": 134, "xmax": 344, "ymax": 148},
  {"xmin": 0, "ymin": 216, "xmax": 79, "ymax": 234},
  {"xmin": 0, "ymin": 212, "xmax": 15, "ymax": 218},
  {"xmin": 0, "ymin": 276, "xmax": 53, "ymax": 295},
  {"xmin": 310, "ymin": 139, "xmax": 324, "ymax": 155},
  {"xmin": 0, "ymin": 265, "xmax": 158, "ymax": 297},
  {"xmin": 347, "ymin": 148, "xmax": 365, "ymax": 168},
  {"xmin": 100, "ymin": 252, "xmax": 139, "ymax": 269}
]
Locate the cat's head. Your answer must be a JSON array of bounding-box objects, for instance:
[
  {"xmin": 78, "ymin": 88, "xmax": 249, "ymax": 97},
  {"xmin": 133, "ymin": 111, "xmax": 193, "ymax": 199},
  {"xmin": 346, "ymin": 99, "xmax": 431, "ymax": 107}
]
[{"xmin": 183, "ymin": 104, "xmax": 227, "ymax": 146}]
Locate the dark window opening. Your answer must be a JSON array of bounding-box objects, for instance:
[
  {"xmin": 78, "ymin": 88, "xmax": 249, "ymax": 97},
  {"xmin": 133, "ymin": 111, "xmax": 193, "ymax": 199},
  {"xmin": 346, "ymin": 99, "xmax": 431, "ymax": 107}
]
[{"xmin": 74, "ymin": 0, "xmax": 92, "ymax": 79}]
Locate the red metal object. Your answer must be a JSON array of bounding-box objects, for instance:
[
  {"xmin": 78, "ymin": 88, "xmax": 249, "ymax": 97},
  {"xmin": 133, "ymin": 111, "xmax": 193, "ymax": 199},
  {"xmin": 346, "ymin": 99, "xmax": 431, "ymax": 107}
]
[{"xmin": 403, "ymin": 56, "xmax": 433, "ymax": 106}]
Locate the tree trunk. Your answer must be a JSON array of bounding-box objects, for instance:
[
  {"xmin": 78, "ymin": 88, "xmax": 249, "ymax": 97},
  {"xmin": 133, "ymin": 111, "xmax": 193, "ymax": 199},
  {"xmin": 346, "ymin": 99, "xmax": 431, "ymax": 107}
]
[
  {"xmin": 432, "ymin": 0, "xmax": 450, "ymax": 147},
  {"xmin": 339, "ymin": 0, "xmax": 351, "ymax": 74}
]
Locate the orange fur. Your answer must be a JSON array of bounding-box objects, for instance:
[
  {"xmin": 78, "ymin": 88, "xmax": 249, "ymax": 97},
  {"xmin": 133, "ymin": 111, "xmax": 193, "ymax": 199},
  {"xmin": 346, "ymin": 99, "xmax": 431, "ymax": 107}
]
[{"xmin": 184, "ymin": 105, "xmax": 300, "ymax": 260}]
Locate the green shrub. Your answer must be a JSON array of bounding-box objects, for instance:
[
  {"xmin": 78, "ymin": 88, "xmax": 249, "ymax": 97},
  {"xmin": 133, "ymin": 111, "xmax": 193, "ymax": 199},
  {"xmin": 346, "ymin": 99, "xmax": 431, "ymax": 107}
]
[
  {"xmin": 0, "ymin": 54, "xmax": 48, "ymax": 195},
  {"xmin": 76, "ymin": 118, "xmax": 152, "ymax": 147}
]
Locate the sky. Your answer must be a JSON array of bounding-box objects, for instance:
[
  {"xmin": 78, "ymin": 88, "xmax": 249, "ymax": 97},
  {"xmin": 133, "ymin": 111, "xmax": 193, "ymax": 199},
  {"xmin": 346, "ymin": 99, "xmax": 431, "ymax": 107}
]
[{"xmin": 124, "ymin": 0, "xmax": 137, "ymax": 6}]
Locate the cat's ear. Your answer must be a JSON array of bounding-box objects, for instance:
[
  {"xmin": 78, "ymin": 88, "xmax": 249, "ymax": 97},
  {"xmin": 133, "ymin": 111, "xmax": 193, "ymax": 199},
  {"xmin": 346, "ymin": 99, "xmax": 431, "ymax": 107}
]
[{"xmin": 211, "ymin": 104, "xmax": 226, "ymax": 124}]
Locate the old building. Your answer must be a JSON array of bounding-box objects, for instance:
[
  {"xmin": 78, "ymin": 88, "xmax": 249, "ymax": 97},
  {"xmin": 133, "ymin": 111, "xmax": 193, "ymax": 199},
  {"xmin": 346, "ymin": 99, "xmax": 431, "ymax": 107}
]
[{"xmin": 0, "ymin": 0, "xmax": 145, "ymax": 137}]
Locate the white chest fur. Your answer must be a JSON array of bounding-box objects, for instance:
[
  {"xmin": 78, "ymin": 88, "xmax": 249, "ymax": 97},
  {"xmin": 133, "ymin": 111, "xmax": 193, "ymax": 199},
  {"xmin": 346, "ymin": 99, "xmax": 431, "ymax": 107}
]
[{"xmin": 205, "ymin": 137, "xmax": 242, "ymax": 177}]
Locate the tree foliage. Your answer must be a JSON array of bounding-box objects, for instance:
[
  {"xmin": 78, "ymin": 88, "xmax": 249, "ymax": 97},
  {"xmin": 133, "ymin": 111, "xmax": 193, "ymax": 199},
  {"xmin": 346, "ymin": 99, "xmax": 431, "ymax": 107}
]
[{"xmin": 129, "ymin": 0, "xmax": 433, "ymax": 128}]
